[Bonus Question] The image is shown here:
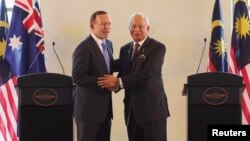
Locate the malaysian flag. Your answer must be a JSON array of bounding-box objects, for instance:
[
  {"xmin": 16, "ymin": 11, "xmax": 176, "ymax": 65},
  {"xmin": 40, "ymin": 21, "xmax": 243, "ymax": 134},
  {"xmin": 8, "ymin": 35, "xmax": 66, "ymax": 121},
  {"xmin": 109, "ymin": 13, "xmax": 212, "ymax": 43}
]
[
  {"xmin": 230, "ymin": 0, "xmax": 250, "ymax": 124},
  {"xmin": 208, "ymin": 0, "xmax": 230, "ymax": 72},
  {"xmin": 0, "ymin": 0, "xmax": 46, "ymax": 140}
]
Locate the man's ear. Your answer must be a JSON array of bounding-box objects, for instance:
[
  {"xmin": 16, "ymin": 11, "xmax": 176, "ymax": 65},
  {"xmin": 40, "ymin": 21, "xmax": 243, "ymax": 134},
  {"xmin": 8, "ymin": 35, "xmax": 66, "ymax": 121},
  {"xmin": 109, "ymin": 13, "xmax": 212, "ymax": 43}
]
[
  {"xmin": 90, "ymin": 23, "xmax": 94, "ymax": 29},
  {"xmin": 147, "ymin": 25, "xmax": 150, "ymax": 31}
]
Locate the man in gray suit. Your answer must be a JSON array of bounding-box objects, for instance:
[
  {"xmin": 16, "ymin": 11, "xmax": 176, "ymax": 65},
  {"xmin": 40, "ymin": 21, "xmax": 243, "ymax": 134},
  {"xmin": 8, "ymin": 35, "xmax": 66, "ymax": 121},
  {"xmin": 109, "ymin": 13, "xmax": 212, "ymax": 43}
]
[
  {"xmin": 72, "ymin": 10, "xmax": 114, "ymax": 141},
  {"xmin": 98, "ymin": 12, "xmax": 170, "ymax": 141}
]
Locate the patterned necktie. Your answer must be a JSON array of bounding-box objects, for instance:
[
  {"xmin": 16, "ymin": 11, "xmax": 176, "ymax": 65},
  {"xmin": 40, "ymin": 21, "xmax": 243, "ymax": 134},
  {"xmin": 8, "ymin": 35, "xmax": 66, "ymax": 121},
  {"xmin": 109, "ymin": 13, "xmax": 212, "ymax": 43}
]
[
  {"xmin": 132, "ymin": 43, "xmax": 140, "ymax": 63},
  {"xmin": 101, "ymin": 42, "xmax": 110, "ymax": 72}
]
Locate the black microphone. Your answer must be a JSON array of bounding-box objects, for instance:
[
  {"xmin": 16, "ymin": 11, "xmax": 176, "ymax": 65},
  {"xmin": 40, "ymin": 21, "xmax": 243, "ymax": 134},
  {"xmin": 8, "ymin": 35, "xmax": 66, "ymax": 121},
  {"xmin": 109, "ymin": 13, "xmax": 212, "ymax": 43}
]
[
  {"xmin": 28, "ymin": 47, "xmax": 43, "ymax": 74},
  {"xmin": 52, "ymin": 42, "xmax": 65, "ymax": 74},
  {"xmin": 196, "ymin": 38, "xmax": 207, "ymax": 74}
]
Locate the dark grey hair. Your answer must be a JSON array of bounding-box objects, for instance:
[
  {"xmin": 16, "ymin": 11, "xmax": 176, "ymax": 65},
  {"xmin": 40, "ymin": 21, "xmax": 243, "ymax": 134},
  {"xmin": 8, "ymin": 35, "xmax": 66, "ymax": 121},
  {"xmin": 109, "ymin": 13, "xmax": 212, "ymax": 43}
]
[{"xmin": 128, "ymin": 12, "xmax": 150, "ymax": 28}]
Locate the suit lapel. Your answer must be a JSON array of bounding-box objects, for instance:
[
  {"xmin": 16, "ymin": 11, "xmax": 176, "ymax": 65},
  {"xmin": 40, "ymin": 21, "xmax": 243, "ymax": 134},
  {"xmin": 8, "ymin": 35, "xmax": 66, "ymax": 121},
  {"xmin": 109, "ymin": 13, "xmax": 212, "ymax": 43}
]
[
  {"xmin": 128, "ymin": 42, "xmax": 134, "ymax": 61},
  {"xmin": 130, "ymin": 37, "xmax": 151, "ymax": 71},
  {"xmin": 89, "ymin": 36, "xmax": 109, "ymax": 73},
  {"xmin": 138, "ymin": 37, "xmax": 150, "ymax": 55},
  {"xmin": 126, "ymin": 43, "xmax": 133, "ymax": 71}
]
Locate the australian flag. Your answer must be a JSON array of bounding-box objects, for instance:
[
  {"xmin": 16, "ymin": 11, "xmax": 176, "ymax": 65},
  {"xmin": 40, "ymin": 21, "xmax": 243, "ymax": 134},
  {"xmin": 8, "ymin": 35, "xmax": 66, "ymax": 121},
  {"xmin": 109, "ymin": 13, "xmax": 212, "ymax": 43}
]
[
  {"xmin": 5, "ymin": 0, "xmax": 46, "ymax": 77},
  {"xmin": 208, "ymin": 0, "xmax": 230, "ymax": 72}
]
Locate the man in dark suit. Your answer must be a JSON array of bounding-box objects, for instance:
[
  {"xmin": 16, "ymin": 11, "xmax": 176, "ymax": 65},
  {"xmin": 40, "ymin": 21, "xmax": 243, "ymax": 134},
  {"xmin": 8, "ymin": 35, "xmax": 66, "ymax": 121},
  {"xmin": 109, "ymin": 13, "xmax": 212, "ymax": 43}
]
[
  {"xmin": 98, "ymin": 12, "xmax": 170, "ymax": 141},
  {"xmin": 72, "ymin": 10, "xmax": 114, "ymax": 141}
]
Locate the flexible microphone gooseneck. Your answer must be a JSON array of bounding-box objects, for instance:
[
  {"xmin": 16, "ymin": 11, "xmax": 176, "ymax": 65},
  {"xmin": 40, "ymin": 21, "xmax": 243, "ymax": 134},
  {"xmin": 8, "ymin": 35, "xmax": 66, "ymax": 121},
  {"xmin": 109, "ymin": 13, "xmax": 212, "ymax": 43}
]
[
  {"xmin": 52, "ymin": 42, "xmax": 65, "ymax": 75},
  {"xmin": 196, "ymin": 38, "xmax": 207, "ymax": 74}
]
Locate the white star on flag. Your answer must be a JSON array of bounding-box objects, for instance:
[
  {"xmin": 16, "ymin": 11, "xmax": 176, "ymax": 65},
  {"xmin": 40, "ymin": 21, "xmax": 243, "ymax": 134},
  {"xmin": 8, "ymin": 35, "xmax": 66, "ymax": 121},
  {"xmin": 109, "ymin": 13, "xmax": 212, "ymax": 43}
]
[{"xmin": 8, "ymin": 34, "xmax": 23, "ymax": 51}]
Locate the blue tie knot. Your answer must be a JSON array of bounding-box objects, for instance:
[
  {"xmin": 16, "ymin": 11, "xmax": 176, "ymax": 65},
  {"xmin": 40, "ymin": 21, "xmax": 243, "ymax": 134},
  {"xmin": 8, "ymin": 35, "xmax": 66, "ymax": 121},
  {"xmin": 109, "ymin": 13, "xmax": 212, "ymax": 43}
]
[{"xmin": 102, "ymin": 42, "xmax": 106, "ymax": 48}]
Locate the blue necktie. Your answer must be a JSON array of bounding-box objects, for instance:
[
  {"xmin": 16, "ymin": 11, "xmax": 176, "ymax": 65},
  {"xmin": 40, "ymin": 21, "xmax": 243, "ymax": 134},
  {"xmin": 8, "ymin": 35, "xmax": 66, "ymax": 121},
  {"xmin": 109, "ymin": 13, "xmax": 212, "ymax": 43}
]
[{"xmin": 101, "ymin": 42, "xmax": 110, "ymax": 72}]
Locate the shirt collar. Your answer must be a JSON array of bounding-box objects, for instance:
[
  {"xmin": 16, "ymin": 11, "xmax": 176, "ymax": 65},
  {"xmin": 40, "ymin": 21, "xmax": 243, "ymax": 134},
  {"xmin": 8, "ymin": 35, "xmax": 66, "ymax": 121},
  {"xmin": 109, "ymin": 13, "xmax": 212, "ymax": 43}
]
[
  {"xmin": 91, "ymin": 33, "xmax": 105, "ymax": 47},
  {"xmin": 134, "ymin": 36, "xmax": 147, "ymax": 47}
]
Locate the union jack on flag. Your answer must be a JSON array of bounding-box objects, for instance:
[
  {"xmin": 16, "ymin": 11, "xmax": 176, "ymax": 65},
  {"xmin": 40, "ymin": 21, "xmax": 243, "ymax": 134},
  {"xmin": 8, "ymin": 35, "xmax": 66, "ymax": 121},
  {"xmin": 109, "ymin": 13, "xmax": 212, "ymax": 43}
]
[
  {"xmin": 0, "ymin": 0, "xmax": 46, "ymax": 141},
  {"xmin": 5, "ymin": 0, "xmax": 46, "ymax": 76}
]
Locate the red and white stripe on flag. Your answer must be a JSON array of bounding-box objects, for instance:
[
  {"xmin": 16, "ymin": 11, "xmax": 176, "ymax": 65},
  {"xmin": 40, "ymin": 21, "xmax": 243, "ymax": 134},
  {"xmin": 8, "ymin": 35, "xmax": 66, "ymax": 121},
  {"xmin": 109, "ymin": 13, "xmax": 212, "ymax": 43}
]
[
  {"xmin": 229, "ymin": 49, "xmax": 250, "ymax": 125},
  {"xmin": 0, "ymin": 77, "xmax": 19, "ymax": 141},
  {"xmin": 240, "ymin": 66, "xmax": 250, "ymax": 124}
]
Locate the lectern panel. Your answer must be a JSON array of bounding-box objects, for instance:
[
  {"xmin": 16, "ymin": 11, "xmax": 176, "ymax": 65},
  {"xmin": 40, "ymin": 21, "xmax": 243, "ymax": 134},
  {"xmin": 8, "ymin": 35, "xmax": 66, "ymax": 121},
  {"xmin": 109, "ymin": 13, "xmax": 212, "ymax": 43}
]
[
  {"xmin": 19, "ymin": 106, "xmax": 72, "ymax": 141},
  {"xmin": 188, "ymin": 104, "xmax": 241, "ymax": 141}
]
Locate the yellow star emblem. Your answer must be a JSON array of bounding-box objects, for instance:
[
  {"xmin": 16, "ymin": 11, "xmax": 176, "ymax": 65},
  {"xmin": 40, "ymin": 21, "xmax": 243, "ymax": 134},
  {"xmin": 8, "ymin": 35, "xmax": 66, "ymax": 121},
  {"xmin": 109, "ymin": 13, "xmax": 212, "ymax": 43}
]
[
  {"xmin": 213, "ymin": 37, "xmax": 226, "ymax": 57},
  {"xmin": 235, "ymin": 13, "xmax": 250, "ymax": 39}
]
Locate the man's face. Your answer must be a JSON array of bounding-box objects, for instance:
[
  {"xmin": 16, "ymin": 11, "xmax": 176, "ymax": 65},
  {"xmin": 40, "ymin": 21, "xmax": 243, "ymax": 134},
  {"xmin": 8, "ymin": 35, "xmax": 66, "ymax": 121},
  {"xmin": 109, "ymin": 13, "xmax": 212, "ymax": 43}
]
[
  {"xmin": 91, "ymin": 14, "xmax": 111, "ymax": 40},
  {"xmin": 129, "ymin": 15, "xmax": 149, "ymax": 42}
]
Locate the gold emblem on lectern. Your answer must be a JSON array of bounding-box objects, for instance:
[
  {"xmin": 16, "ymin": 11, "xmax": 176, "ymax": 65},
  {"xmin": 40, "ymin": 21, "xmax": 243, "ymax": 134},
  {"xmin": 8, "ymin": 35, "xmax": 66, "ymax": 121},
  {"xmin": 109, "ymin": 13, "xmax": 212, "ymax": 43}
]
[
  {"xmin": 33, "ymin": 88, "xmax": 58, "ymax": 106},
  {"xmin": 203, "ymin": 87, "xmax": 228, "ymax": 105}
]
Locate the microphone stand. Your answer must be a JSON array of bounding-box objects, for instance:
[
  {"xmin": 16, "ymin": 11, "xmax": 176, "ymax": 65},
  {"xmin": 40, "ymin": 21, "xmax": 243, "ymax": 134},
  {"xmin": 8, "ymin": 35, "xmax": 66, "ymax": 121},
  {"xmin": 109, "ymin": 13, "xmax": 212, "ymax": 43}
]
[
  {"xmin": 52, "ymin": 42, "xmax": 65, "ymax": 75},
  {"xmin": 196, "ymin": 38, "xmax": 207, "ymax": 74}
]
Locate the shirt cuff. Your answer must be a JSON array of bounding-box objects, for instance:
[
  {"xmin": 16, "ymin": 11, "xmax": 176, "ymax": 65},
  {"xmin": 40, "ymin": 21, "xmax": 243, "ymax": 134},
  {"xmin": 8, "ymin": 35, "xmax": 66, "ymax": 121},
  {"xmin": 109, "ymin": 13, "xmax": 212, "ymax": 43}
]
[{"xmin": 119, "ymin": 78, "xmax": 124, "ymax": 89}]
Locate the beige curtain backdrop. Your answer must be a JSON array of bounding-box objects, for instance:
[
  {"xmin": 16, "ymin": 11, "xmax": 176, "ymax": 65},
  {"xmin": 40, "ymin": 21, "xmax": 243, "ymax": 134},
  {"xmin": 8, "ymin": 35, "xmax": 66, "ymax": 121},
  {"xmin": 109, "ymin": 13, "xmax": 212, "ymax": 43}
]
[{"xmin": 40, "ymin": 0, "xmax": 233, "ymax": 141}]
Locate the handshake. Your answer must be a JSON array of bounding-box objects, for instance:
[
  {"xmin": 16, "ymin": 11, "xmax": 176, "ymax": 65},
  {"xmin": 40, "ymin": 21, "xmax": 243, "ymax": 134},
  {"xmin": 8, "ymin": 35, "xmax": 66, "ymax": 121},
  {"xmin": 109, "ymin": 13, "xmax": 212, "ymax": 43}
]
[{"xmin": 97, "ymin": 75, "xmax": 120, "ymax": 91}]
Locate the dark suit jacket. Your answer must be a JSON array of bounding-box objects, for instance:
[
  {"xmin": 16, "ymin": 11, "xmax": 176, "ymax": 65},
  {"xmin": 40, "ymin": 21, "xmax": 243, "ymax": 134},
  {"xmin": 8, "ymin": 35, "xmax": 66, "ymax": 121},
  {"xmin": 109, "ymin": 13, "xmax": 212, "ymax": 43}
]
[
  {"xmin": 118, "ymin": 37, "xmax": 170, "ymax": 125},
  {"xmin": 72, "ymin": 35, "xmax": 114, "ymax": 123}
]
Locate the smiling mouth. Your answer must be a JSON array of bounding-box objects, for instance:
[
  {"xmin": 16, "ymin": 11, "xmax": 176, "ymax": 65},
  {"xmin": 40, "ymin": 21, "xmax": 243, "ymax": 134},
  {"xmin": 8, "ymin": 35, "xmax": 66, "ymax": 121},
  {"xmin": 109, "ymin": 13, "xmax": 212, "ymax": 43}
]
[
  {"xmin": 133, "ymin": 33, "xmax": 141, "ymax": 36},
  {"xmin": 133, "ymin": 35, "xmax": 141, "ymax": 37}
]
